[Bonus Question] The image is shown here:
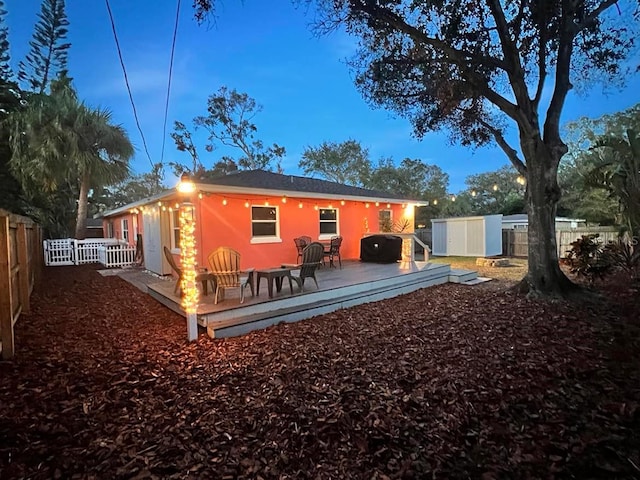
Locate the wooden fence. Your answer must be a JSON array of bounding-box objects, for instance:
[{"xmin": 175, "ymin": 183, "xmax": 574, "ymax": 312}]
[
  {"xmin": 502, "ymin": 227, "xmax": 620, "ymax": 258},
  {"xmin": 0, "ymin": 209, "xmax": 43, "ymax": 359}
]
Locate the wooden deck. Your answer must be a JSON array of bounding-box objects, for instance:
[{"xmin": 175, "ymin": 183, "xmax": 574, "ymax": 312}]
[{"xmin": 147, "ymin": 260, "xmax": 477, "ymax": 338}]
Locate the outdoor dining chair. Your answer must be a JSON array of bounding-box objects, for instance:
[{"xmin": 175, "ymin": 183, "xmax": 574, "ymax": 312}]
[
  {"xmin": 283, "ymin": 242, "xmax": 324, "ymax": 292},
  {"xmin": 293, "ymin": 235, "xmax": 312, "ymax": 263},
  {"xmin": 207, "ymin": 246, "xmax": 255, "ymax": 304},
  {"xmin": 323, "ymin": 235, "xmax": 343, "ymax": 269},
  {"xmin": 163, "ymin": 246, "xmax": 213, "ymax": 296}
]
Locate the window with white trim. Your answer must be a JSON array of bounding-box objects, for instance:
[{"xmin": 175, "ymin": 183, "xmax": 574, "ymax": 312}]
[
  {"xmin": 251, "ymin": 206, "xmax": 280, "ymax": 243},
  {"xmin": 121, "ymin": 218, "xmax": 129, "ymax": 242},
  {"xmin": 170, "ymin": 209, "xmax": 181, "ymax": 250},
  {"xmin": 319, "ymin": 208, "xmax": 338, "ymax": 239},
  {"xmin": 107, "ymin": 221, "xmax": 114, "ymax": 239}
]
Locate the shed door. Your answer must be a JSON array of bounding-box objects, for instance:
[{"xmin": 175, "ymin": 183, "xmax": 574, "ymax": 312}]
[
  {"xmin": 142, "ymin": 210, "xmax": 165, "ymax": 275},
  {"xmin": 447, "ymin": 221, "xmax": 467, "ymax": 255}
]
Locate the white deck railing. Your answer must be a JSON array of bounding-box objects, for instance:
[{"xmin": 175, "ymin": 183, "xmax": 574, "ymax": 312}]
[{"xmin": 44, "ymin": 238, "xmax": 137, "ymax": 268}]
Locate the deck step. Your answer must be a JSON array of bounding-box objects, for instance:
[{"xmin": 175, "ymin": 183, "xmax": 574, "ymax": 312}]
[
  {"xmin": 206, "ymin": 265, "xmax": 451, "ymax": 338},
  {"xmin": 448, "ymin": 268, "xmax": 478, "ymax": 283}
]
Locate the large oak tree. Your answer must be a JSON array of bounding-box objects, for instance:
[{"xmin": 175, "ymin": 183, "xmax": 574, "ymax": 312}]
[{"xmin": 192, "ymin": 1, "xmax": 637, "ymax": 297}]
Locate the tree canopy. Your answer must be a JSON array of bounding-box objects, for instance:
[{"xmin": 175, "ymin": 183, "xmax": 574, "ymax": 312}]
[
  {"xmin": 18, "ymin": 0, "xmax": 70, "ymax": 94},
  {"xmin": 172, "ymin": 86, "xmax": 285, "ymax": 177}
]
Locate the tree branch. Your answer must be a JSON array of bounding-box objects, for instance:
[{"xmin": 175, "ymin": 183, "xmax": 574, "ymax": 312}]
[
  {"xmin": 354, "ymin": 2, "xmax": 524, "ymax": 122},
  {"xmin": 478, "ymin": 118, "xmax": 527, "ymax": 174},
  {"xmin": 573, "ymin": 0, "xmax": 621, "ymax": 33},
  {"xmin": 485, "ymin": 0, "xmax": 533, "ymax": 114}
]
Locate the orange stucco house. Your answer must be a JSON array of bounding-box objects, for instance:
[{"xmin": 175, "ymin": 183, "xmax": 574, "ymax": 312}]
[{"xmin": 101, "ymin": 170, "xmax": 419, "ymax": 276}]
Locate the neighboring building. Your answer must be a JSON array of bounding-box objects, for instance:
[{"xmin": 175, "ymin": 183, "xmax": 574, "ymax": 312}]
[
  {"xmin": 501, "ymin": 214, "xmax": 586, "ymax": 230},
  {"xmin": 101, "ymin": 170, "xmax": 419, "ymax": 275}
]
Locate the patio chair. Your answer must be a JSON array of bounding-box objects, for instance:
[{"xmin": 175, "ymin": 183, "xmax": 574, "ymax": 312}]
[
  {"xmin": 293, "ymin": 235, "xmax": 312, "ymax": 263},
  {"xmin": 207, "ymin": 246, "xmax": 255, "ymax": 304},
  {"xmin": 323, "ymin": 236, "xmax": 343, "ymax": 269},
  {"xmin": 283, "ymin": 242, "xmax": 324, "ymax": 292},
  {"xmin": 163, "ymin": 246, "xmax": 213, "ymax": 296}
]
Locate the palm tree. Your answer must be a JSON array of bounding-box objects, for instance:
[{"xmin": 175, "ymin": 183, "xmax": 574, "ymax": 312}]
[
  {"xmin": 71, "ymin": 107, "xmax": 132, "ymax": 238},
  {"xmin": 6, "ymin": 77, "xmax": 133, "ymax": 238},
  {"xmin": 586, "ymin": 129, "xmax": 640, "ymax": 237}
]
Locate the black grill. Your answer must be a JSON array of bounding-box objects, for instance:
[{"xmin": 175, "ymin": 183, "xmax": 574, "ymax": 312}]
[{"xmin": 360, "ymin": 235, "xmax": 403, "ymax": 263}]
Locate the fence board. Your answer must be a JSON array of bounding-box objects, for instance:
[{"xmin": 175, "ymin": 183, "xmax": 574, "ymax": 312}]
[
  {"xmin": 502, "ymin": 227, "xmax": 619, "ymax": 258},
  {"xmin": 0, "ymin": 210, "xmax": 41, "ymax": 359}
]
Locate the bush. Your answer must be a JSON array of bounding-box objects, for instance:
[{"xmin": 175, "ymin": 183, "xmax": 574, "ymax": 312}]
[
  {"xmin": 603, "ymin": 237, "xmax": 640, "ymax": 280},
  {"xmin": 565, "ymin": 234, "xmax": 612, "ymax": 282}
]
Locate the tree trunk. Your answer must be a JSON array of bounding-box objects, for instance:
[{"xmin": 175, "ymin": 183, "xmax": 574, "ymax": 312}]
[
  {"xmin": 517, "ymin": 146, "xmax": 579, "ymax": 297},
  {"xmin": 74, "ymin": 171, "xmax": 90, "ymax": 240}
]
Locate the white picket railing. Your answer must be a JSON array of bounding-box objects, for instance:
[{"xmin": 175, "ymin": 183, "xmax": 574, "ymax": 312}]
[{"xmin": 44, "ymin": 238, "xmax": 137, "ymax": 268}]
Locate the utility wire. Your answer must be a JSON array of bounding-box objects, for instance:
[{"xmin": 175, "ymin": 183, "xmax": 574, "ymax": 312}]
[
  {"xmin": 160, "ymin": 0, "xmax": 182, "ymax": 166},
  {"xmin": 104, "ymin": 0, "xmax": 155, "ymax": 170}
]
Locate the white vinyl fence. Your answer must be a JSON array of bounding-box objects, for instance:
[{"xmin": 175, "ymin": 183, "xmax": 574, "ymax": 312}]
[{"xmin": 44, "ymin": 238, "xmax": 136, "ymax": 268}]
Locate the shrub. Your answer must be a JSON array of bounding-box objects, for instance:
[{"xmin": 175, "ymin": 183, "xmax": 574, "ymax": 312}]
[
  {"xmin": 565, "ymin": 234, "xmax": 612, "ymax": 282},
  {"xmin": 603, "ymin": 237, "xmax": 640, "ymax": 280}
]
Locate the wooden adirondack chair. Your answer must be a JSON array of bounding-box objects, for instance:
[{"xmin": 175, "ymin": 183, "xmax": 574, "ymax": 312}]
[
  {"xmin": 163, "ymin": 246, "xmax": 213, "ymax": 295},
  {"xmin": 284, "ymin": 242, "xmax": 324, "ymax": 292},
  {"xmin": 207, "ymin": 247, "xmax": 255, "ymax": 304}
]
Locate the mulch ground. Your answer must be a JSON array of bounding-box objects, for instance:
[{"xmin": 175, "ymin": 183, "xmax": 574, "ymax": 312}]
[{"xmin": 0, "ymin": 265, "xmax": 639, "ymax": 479}]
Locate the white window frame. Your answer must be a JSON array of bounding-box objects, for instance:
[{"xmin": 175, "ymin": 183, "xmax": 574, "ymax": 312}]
[
  {"xmin": 121, "ymin": 218, "xmax": 129, "ymax": 242},
  {"xmin": 170, "ymin": 209, "xmax": 181, "ymax": 252},
  {"xmin": 318, "ymin": 208, "xmax": 339, "ymax": 240},
  {"xmin": 250, "ymin": 205, "xmax": 282, "ymax": 244}
]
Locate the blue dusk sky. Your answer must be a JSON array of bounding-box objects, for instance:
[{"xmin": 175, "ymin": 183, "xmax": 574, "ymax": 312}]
[{"xmin": 6, "ymin": 1, "xmax": 639, "ymax": 193}]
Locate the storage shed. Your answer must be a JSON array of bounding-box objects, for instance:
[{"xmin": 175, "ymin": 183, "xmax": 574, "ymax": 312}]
[{"xmin": 431, "ymin": 215, "xmax": 502, "ymax": 257}]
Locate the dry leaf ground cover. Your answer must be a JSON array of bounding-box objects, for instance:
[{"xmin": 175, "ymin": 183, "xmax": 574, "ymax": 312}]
[{"xmin": 0, "ymin": 264, "xmax": 638, "ymax": 479}]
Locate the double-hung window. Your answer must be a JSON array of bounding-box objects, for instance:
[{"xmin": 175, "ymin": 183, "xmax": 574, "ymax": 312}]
[
  {"xmin": 170, "ymin": 209, "xmax": 180, "ymax": 251},
  {"xmin": 319, "ymin": 208, "xmax": 338, "ymax": 239},
  {"xmin": 251, "ymin": 206, "xmax": 280, "ymax": 243},
  {"xmin": 121, "ymin": 219, "xmax": 129, "ymax": 242}
]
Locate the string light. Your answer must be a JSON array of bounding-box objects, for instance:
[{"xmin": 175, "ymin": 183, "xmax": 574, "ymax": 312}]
[
  {"xmin": 222, "ymin": 198, "xmax": 227, "ymax": 206},
  {"xmin": 451, "ymin": 195, "xmax": 456, "ymax": 202},
  {"xmin": 340, "ymin": 200, "xmax": 345, "ymax": 206},
  {"xmin": 375, "ymin": 201, "xmax": 379, "ymax": 207},
  {"xmin": 281, "ymin": 196, "xmax": 287, "ymax": 203},
  {"xmin": 433, "ymin": 199, "xmax": 438, "ymax": 205},
  {"xmin": 328, "ymin": 203, "xmax": 333, "ymax": 209},
  {"xmin": 365, "ymin": 203, "xmax": 370, "ymax": 208},
  {"xmin": 471, "ymin": 190, "xmax": 477, "ymax": 197},
  {"xmin": 314, "ymin": 204, "xmax": 319, "ymax": 211},
  {"xmin": 179, "ymin": 203, "xmax": 199, "ymax": 314},
  {"xmin": 493, "ymin": 184, "xmax": 499, "ymax": 191},
  {"xmin": 244, "ymin": 200, "xmax": 250, "ymax": 208},
  {"xmin": 264, "ymin": 199, "xmax": 270, "ymax": 206},
  {"xmin": 157, "ymin": 201, "xmax": 162, "ymax": 206},
  {"xmin": 298, "ymin": 201, "xmax": 303, "ymax": 209},
  {"xmin": 198, "ymin": 192, "xmax": 203, "ymax": 200},
  {"xmin": 386, "ymin": 203, "xmax": 391, "ymax": 208},
  {"xmin": 162, "ymin": 206, "xmax": 167, "ymax": 211},
  {"xmin": 175, "ymin": 203, "xmax": 180, "ymax": 209}
]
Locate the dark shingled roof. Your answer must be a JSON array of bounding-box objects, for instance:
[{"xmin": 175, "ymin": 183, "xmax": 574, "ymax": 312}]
[{"xmin": 197, "ymin": 170, "xmax": 412, "ymax": 200}]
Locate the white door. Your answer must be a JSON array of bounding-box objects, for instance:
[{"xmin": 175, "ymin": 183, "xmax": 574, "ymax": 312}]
[
  {"xmin": 447, "ymin": 221, "xmax": 467, "ymax": 256},
  {"xmin": 142, "ymin": 209, "xmax": 164, "ymax": 275}
]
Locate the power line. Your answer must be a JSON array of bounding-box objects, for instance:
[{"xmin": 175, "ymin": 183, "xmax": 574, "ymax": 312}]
[
  {"xmin": 104, "ymin": 0, "xmax": 155, "ymax": 171},
  {"xmin": 160, "ymin": 0, "xmax": 182, "ymax": 167}
]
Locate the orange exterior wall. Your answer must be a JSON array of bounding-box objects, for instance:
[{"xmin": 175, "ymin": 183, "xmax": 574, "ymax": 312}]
[{"xmin": 194, "ymin": 194, "xmax": 412, "ymax": 270}]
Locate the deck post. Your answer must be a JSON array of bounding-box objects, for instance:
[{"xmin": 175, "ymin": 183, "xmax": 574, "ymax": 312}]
[{"xmin": 187, "ymin": 312, "xmax": 198, "ymax": 341}]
